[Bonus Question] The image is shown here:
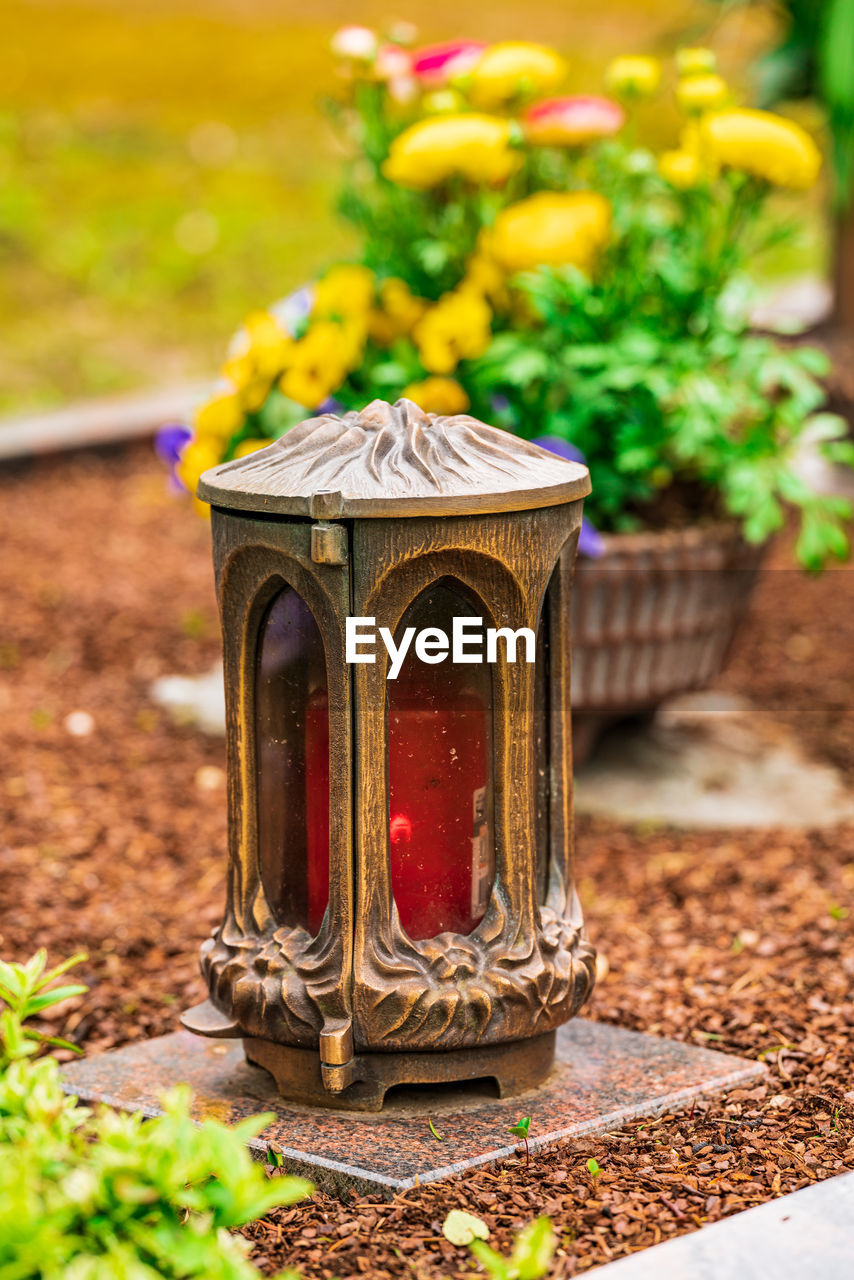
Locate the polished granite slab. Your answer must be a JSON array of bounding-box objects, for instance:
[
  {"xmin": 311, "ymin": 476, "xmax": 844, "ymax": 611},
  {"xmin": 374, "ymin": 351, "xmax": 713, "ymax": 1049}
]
[{"xmin": 63, "ymin": 1020, "xmax": 765, "ymax": 1197}]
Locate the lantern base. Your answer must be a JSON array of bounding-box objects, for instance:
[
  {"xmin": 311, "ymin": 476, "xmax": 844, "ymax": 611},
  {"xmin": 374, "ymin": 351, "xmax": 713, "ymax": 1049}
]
[{"xmin": 243, "ymin": 1031, "xmax": 556, "ymax": 1112}]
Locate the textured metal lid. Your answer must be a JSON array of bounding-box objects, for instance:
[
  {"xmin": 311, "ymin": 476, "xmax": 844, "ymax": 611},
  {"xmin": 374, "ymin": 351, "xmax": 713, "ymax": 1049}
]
[{"xmin": 198, "ymin": 398, "xmax": 590, "ymax": 518}]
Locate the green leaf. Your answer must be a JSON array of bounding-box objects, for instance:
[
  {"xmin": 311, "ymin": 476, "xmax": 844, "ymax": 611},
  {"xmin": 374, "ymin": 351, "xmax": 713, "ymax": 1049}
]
[
  {"xmin": 508, "ymin": 1116, "xmax": 530, "ymax": 1138},
  {"xmin": 39, "ymin": 953, "xmax": 88, "ymax": 989},
  {"xmin": 586, "ymin": 1157, "xmax": 602, "ymax": 1178},
  {"xmin": 469, "ymin": 1239, "xmax": 512, "ymax": 1280},
  {"xmin": 822, "ymin": 439, "xmax": 854, "ymax": 467},
  {"xmin": 428, "ymin": 1119, "xmax": 443, "ymax": 1142},
  {"xmin": 743, "ymin": 496, "xmax": 784, "ymax": 544},
  {"xmin": 500, "ymin": 349, "xmax": 550, "ymax": 387},
  {"xmin": 23, "ymin": 950, "xmax": 47, "ymax": 986},
  {"xmin": 23, "ymin": 985, "xmax": 88, "ymax": 1017},
  {"xmin": 370, "ymin": 361, "xmax": 410, "ymax": 387},
  {"xmin": 512, "ymin": 1217, "xmax": 557, "ymax": 1280},
  {"xmin": 806, "ymin": 412, "xmax": 849, "ymax": 442},
  {"xmin": 795, "ymin": 507, "xmax": 851, "ymax": 569},
  {"xmin": 415, "ymin": 239, "xmax": 450, "ymax": 275},
  {"xmin": 30, "ymin": 1033, "xmax": 84, "ymax": 1054},
  {"xmin": 1, "ymin": 1007, "xmax": 29, "ymax": 1058},
  {"xmin": 443, "ymin": 1209, "xmax": 490, "ymax": 1246},
  {"xmin": 0, "ymin": 960, "xmax": 27, "ymax": 1002}
]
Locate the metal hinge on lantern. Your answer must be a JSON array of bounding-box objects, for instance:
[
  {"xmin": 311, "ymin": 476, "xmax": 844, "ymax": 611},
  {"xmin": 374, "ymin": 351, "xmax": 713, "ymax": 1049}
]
[
  {"xmin": 310, "ymin": 490, "xmax": 348, "ymax": 565},
  {"xmin": 319, "ymin": 1017, "xmax": 360, "ymax": 1093}
]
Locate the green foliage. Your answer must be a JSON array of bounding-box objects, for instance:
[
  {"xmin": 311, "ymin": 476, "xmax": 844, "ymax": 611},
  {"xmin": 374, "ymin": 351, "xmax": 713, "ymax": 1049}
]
[
  {"xmin": 469, "ymin": 1217, "xmax": 557, "ymax": 1280},
  {"xmin": 751, "ymin": 0, "xmax": 854, "ymax": 208},
  {"xmin": 288, "ymin": 68, "xmax": 850, "ymax": 570},
  {"xmin": 0, "ymin": 949, "xmax": 88, "ymax": 1059},
  {"xmin": 0, "ymin": 952, "xmax": 310, "ymax": 1280},
  {"xmin": 586, "ymin": 1157, "xmax": 602, "ymax": 1179},
  {"xmin": 460, "ymin": 161, "xmax": 853, "ymax": 569}
]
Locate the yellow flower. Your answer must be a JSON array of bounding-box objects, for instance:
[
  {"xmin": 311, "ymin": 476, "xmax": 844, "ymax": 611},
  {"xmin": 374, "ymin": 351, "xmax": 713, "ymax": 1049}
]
[
  {"xmin": 676, "ymin": 73, "xmax": 729, "ymax": 114},
  {"xmin": 218, "ymin": 354, "xmax": 265, "ymax": 412},
  {"xmin": 177, "ymin": 436, "xmax": 223, "ymax": 510},
  {"xmin": 467, "ymin": 42, "xmax": 566, "ymax": 108},
  {"xmin": 339, "ymin": 316, "xmax": 370, "ymax": 366},
  {"xmin": 414, "ymin": 288, "xmax": 492, "ymax": 374},
  {"xmin": 604, "ymin": 55, "xmax": 661, "ymax": 100},
  {"xmin": 367, "ymin": 310, "xmax": 397, "ymax": 346},
  {"xmin": 402, "ymin": 376, "xmax": 470, "ymax": 415},
  {"xmin": 313, "ymin": 264, "xmax": 375, "ymax": 319},
  {"xmin": 222, "ymin": 310, "xmax": 294, "ymax": 412},
  {"xmin": 279, "ymin": 320, "xmax": 354, "ymax": 408},
  {"xmin": 700, "ymin": 108, "xmax": 821, "ymax": 189},
  {"xmin": 383, "ymin": 114, "xmax": 518, "ymax": 188},
  {"xmin": 488, "ymin": 191, "xmax": 611, "ymax": 274},
  {"xmin": 233, "ymin": 438, "xmax": 270, "ymax": 458},
  {"xmin": 676, "ymin": 47, "xmax": 716, "ymax": 77},
  {"xmin": 383, "ymin": 277, "xmax": 428, "ymax": 329},
  {"xmin": 369, "ymin": 277, "xmax": 429, "ymax": 344},
  {"xmin": 193, "ymin": 389, "xmax": 245, "ymax": 440},
  {"xmin": 463, "ymin": 252, "xmax": 509, "ymax": 309},
  {"xmin": 659, "ymin": 149, "xmax": 704, "ymax": 188},
  {"xmin": 280, "ymin": 365, "xmax": 335, "ymax": 410},
  {"xmin": 243, "ymin": 310, "xmax": 294, "ymax": 375}
]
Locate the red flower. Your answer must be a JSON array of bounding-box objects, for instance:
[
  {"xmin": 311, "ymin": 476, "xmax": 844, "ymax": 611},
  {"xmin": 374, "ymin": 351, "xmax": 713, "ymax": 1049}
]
[
  {"xmin": 524, "ymin": 94, "xmax": 624, "ymax": 146},
  {"xmin": 412, "ymin": 40, "xmax": 486, "ymax": 86}
]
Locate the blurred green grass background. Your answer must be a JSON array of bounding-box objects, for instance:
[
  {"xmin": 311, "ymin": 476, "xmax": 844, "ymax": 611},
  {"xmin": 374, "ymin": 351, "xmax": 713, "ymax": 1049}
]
[{"xmin": 0, "ymin": 0, "xmax": 816, "ymax": 414}]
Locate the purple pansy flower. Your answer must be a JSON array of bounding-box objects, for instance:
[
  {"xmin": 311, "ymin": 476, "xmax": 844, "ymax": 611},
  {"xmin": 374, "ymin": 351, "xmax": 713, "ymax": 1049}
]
[
  {"xmin": 532, "ymin": 434, "xmax": 604, "ymax": 558},
  {"xmin": 154, "ymin": 421, "xmax": 193, "ymax": 494},
  {"xmin": 154, "ymin": 421, "xmax": 193, "ymax": 466}
]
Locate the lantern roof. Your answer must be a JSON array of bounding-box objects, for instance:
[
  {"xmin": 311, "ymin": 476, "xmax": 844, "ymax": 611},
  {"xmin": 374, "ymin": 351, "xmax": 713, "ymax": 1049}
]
[{"xmin": 198, "ymin": 398, "xmax": 590, "ymax": 518}]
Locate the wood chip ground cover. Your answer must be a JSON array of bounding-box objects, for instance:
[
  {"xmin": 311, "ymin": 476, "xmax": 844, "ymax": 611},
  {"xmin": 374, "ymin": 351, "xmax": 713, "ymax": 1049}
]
[{"xmin": 0, "ymin": 445, "xmax": 852, "ymax": 1277}]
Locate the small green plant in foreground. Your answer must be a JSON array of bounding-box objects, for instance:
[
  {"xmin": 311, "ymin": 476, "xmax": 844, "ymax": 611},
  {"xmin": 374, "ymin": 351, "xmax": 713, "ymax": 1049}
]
[
  {"xmin": 0, "ymin": 949, "xmax": 88, "ymax": 1057},
  {"xmin": 443, "ymin": 1210, "xmax": 556, "ymax": 1279},
  {"xmin": 0, "ymin": 951, "xmax": 309, "ymax": 1279},
  {"xmin": 586, "ymin": 1157, "xmax": 602, "ymax": 1179},
  {"xmin": 508, "ymin": 1115, "xmax": 532, "ymax": 1166},
  {"xmin": 469, "ymin": 1216, "xmax": 557, "ymax": 1280}
]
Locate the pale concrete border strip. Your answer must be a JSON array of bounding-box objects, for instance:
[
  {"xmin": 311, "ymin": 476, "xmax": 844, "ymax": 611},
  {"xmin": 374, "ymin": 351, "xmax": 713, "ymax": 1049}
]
[
  {"xmin": 0, "ymin": 381, "xmax": 212, "ymax": 460},
  {"xmin": 589, "ymin": 1170, "xmax": 854, "ymax": 1280}
]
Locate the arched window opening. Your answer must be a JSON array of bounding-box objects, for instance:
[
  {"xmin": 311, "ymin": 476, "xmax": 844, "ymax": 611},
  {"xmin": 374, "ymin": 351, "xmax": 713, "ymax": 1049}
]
[{"xmin": 255, "ymin": 585, "xmax": 329, "ymax": 934}]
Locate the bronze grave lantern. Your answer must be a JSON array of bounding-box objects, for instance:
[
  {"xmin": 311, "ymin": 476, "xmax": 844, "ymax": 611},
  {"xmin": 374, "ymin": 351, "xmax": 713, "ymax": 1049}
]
[{"xmin": 182, "ymin": 398, "xmax": 596, "ymax": 1110}]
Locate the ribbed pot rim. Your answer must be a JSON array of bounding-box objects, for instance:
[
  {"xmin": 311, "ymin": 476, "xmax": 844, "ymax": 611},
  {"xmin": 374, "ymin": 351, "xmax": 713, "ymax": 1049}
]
[{"xmin": 584, "ymin": 518, "xmax": 750, "ymax": 560}]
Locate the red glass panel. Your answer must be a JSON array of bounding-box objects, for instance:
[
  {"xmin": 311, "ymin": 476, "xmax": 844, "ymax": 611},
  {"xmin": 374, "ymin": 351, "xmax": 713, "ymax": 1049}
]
[
  {"xmin": 387, "ymin": 582, "xmax": 494, "ymax": 940},
  {"xmin": 255, "ymin": 587, "xmax": 329, "ymax": 935}
]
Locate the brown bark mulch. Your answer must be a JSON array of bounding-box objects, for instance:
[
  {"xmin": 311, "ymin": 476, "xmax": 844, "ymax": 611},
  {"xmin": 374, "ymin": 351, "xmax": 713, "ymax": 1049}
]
[{"xmin": 0, "ymin": 444, "xmax": 852, "ymax": 1277}]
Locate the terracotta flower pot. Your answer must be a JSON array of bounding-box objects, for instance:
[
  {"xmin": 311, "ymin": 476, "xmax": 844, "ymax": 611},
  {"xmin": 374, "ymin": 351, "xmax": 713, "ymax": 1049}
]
[{"xmin": 570, "ymin": 522, "xmax": 764, "ymax": 764}]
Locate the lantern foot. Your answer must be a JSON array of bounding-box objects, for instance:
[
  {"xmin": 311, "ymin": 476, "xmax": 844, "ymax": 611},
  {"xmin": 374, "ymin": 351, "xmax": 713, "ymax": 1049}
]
[
  {"xmin": 243, "ymin": 1030, "xmax": 556, "ymax": 1112},
  {"xmin": 180, "ymin": 999, "xmax": 241, "ymax": 1039}
]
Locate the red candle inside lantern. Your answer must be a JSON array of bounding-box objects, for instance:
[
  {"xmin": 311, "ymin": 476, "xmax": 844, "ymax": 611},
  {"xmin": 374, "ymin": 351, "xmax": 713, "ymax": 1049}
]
[
  {"xmin": 306, "ymin": 582, "xmax": 494, "ymax": 941},
  {"xmin": 387, "ymin": 687, "xmax": 490, "ymax": 938}
]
